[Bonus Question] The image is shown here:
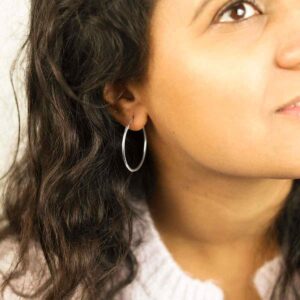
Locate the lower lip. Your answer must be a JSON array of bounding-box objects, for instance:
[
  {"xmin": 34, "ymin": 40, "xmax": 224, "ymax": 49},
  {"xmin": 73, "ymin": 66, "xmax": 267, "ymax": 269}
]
[{"xmin": 277, "ymin": 106, "xmax": 300, "ymax": 116}]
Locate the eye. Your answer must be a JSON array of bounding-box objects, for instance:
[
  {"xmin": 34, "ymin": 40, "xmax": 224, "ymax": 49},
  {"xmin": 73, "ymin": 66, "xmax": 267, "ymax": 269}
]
[{"xmin": 213, "ymin": 0, "xmax": 262, "ymax": 24}]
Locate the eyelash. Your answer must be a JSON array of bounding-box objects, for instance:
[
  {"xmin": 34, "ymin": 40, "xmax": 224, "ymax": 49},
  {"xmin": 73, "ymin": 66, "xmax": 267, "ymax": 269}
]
[{"xmin": 212, "ymin": 0, "xmax": 262, "ymax": 25}]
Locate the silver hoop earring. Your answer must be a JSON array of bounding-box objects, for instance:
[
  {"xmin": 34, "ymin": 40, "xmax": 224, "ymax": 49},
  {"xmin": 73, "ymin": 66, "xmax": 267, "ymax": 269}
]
[{"xmin": 122, "ymin": 116, "xmax": 147, "ymax": 172}]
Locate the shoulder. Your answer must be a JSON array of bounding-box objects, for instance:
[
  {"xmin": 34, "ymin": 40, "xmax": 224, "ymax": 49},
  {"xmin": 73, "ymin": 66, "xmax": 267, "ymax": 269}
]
[
  {"xmin": 0, "ymin": 236, "xmax": 86, "ymax": 299},
  {"xmin": 0, "ymin": 236, "xmax": 21, "ymax": 271},
  {"xmin": 0, "ymin": 236, "xmax": 48, "ymax": 299}
]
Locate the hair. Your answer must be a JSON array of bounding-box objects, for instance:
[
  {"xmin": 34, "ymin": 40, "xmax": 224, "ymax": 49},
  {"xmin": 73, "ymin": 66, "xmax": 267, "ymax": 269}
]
[{"xmin": 0, "ymin": 0, "xmax": 300, "ymax": 299}]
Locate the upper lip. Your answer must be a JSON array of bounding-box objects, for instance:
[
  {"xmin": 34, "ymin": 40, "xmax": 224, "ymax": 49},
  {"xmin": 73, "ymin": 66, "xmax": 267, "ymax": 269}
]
[{"xmin": 277, "ymin": 96, "xmax": 300, "ymax": 112}]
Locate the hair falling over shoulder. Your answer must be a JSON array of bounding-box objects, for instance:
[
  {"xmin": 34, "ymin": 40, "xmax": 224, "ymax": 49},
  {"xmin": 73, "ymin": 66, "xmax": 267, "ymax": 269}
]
[
  {"xmin": 0, "ymin": 0, "xmax": 300, "ymax": 299},
  {"xmin": 0, "ymin": 0, "xmax": 157, "ymax": 299}
]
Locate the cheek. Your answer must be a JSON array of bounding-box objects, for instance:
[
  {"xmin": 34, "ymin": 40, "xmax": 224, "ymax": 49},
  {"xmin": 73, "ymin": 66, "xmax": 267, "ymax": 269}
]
[{"xmin": 146, "ymin": 46, "xmax": 272, "ymax": 175}]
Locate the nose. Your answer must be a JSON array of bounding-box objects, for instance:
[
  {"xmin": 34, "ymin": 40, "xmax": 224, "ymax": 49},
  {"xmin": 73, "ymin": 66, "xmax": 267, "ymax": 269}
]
[
  {"xmin": 276, "ymin": 38, "xmax": 300, "ymax": 70},
  {"xmin": 275, "ymin": 11, "xmax": 300, "ymax": 70}
]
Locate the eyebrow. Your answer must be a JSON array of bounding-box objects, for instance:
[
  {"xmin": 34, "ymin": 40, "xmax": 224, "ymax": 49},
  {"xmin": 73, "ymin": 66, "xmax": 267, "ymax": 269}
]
[{"xmin": 189, "ymin": 0, "xmax": 217, "ymax": 25}]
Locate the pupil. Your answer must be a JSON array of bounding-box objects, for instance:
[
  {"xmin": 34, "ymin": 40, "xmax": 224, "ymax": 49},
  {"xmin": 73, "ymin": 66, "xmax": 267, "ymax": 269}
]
[{"xmin": 230, "ymin": 4, "xmax": 246, "ymax": 20}]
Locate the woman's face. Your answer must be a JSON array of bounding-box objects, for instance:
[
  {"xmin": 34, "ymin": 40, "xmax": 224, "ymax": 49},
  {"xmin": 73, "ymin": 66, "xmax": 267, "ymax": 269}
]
[{"xmin": 140, "ymin": 0, "xmax": 300, "ymax": 178}]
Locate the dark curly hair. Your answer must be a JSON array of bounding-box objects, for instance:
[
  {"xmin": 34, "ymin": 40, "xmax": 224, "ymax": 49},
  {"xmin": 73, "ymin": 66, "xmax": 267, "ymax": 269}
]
[{"xmin": 1, "ymin": 0, "xmax": 300, "ymax": 299}]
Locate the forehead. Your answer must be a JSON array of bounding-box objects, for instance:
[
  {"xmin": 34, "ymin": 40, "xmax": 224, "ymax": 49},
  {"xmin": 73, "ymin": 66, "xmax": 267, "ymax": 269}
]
[
  {"xmin": 153, "ymin": 0, "xmax": 200, "ymax": 19},
  {"xmin": 150, "ymin": 0, "xmax": 205, "ymax": 40}
]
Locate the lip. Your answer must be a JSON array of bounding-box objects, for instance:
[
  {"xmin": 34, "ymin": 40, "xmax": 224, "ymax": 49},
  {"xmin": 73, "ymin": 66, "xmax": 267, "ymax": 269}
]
[{"xmin": 276, "ymin": 96, "xmax": 300, "ymax": 112}]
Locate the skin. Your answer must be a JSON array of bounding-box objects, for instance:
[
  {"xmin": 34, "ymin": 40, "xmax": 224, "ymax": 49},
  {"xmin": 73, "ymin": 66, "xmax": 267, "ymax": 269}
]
[{"xmin": 104, "ymin": 0, "xmax": 300, "ymax": 298}]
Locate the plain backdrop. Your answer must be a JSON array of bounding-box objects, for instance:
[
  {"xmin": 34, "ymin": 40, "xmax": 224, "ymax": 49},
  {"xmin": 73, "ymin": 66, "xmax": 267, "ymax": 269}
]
[{"xmin": 0, "ymin": 0, "xmax": 29, "ymax": 195}]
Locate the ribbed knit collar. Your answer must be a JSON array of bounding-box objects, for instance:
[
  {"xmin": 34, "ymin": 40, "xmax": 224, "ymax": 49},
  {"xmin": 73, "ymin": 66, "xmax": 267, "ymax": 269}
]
[{"xmin": 129, "ymin": 199, "xmax": 284, "ymax": 300}]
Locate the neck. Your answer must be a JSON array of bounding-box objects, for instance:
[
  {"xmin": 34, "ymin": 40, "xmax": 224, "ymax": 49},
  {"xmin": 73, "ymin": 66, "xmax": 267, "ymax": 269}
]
[{"xmin": 146, "ymin": 161, "xmax": 293, "ymax": 283}]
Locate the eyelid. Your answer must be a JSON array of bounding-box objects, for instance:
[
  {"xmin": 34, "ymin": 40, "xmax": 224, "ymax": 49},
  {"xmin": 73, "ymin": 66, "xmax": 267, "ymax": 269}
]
[{"xmin": 211, "ymin": 0, "xmax": 263, "ymax": 24}]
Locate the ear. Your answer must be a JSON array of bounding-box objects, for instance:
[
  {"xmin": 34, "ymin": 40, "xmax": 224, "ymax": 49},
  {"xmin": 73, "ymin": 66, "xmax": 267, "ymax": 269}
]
[{"xmin": 102, "ymin": 81, "xmax": 148, "ymax": 131}]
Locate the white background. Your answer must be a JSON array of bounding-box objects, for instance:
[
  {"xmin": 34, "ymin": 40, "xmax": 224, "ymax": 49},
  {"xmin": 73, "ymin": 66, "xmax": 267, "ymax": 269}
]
[{"xmin": 0, "ymin": 0, "xmax": 29, "ymax": 188}]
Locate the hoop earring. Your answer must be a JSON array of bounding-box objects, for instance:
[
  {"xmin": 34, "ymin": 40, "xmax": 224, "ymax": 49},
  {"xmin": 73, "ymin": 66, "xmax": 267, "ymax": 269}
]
[{"xmin": 122, "ymin": 116, "xmax": 147, "ymax": 172}]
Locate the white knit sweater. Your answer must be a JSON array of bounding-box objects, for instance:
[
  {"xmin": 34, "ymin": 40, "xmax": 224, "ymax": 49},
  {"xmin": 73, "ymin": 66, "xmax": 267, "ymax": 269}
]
[
  {"xmin": 116, "ymin": 200, "xmax": 284, "ymax": 300},
  {"xmin": 0, "ymin": 201, "xmax": 287, "ymax": 299}
]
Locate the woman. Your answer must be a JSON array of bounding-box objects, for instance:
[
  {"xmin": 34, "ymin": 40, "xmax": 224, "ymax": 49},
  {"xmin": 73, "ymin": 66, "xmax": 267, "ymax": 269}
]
[{"xmin": 0, "ymin": 0, "xmax": 300, "ymax": 299}]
